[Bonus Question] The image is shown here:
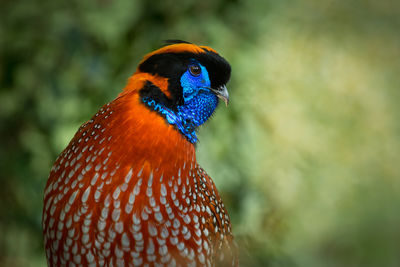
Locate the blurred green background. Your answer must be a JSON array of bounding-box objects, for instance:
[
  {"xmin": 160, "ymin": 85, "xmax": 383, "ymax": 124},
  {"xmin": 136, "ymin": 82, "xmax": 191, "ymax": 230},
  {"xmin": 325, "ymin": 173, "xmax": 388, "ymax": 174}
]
[{"xmin": 1, "ymin": 0, "xmax": 400, "ymax": 266}]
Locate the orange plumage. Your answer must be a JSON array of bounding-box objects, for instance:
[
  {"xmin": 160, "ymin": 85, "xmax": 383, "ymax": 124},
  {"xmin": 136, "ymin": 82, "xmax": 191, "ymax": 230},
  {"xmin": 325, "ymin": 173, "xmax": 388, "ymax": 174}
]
[{"xmin": 42, "ymin": 42, "xmax": 237, "ymax": 266}]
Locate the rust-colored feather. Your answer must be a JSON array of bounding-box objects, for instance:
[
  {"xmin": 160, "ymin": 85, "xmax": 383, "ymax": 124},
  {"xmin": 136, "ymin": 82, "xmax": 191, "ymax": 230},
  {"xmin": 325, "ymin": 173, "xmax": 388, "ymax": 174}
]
[{"xmin": 43, "ymin": 44, "xmax": 237, "ymax": 266}]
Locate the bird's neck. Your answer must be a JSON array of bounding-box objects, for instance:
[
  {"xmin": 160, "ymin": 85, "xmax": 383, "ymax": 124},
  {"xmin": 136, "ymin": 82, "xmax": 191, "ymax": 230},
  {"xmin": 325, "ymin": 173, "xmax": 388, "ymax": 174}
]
[
  {"xmin": 141, "ymin": 90, "xmax": 218, "ymax": 145},
  {"xmin": 122, "ymin": 72, "xmax": 218, "ymax": 144},
  {"xmin": 109, "ymin": 88, "xmax": 197, "ymax": 170},
  {"xmin": 141, "ymin": 97, "xmax": 199, "ymax": 143}
]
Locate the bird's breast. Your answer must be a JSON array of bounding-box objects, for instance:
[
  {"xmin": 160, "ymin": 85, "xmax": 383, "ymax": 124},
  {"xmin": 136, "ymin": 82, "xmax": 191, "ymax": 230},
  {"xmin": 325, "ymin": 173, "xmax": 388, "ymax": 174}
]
[{"xmin": 42, "ymin": 93, "xmax": 236, "ymax": 266}]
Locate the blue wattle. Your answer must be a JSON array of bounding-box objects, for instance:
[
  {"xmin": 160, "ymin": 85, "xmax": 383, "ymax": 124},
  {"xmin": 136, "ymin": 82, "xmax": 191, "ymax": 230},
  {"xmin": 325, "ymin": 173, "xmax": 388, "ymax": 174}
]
[{"xmin": 142, "ymin": 92, "xmax": 218, "ymax": 144}]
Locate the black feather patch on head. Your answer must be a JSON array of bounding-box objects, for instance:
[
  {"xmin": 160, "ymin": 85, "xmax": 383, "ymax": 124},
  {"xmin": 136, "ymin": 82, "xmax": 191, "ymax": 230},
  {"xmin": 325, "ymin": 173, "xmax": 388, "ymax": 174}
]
[
  {"xmin": 138, "ymin": 53, "xmax": 187, "ymax": 108},
  {"xmin": 193, "ymin": 50, "xmax": 231, "ymax": 89},
  {"xmin": 139, "ymin": 81, "xmax": 176, "ymax": 110}
]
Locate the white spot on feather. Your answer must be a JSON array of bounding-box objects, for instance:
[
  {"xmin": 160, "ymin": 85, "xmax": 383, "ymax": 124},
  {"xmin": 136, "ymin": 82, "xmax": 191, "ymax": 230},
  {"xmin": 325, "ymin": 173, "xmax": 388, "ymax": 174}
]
[{"xmin": 81, "ymin": 187, "xmax": 91, "ymax": 203}]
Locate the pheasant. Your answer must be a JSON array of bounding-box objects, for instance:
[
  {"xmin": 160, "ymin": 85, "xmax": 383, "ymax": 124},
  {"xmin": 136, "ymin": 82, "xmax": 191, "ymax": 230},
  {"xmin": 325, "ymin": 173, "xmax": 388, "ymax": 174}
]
[{"xmin": 42, "ymin": 41, "xmax": 237, "ymax": 266}]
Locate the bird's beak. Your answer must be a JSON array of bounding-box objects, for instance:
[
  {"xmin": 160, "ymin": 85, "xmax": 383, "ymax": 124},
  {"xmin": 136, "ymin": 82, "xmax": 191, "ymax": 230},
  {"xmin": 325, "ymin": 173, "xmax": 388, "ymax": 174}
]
[{"xmin": 210, "ymin": 85, "xmax": 229, "ymax": 107}]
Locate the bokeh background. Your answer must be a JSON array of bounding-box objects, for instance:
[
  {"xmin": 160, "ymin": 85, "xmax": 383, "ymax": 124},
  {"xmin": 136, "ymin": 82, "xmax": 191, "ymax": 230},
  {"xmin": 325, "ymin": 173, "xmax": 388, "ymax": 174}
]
[{"xmin": 1, "ymin": 0, "xmax": 400, "ymax": 266}]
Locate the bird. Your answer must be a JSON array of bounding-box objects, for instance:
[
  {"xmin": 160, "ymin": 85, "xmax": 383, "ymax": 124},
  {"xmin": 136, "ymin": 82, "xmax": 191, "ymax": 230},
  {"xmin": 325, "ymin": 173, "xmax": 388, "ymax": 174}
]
[{"xmin": 42, "ymin": 40, "xmax": 237, "ymax": 267}]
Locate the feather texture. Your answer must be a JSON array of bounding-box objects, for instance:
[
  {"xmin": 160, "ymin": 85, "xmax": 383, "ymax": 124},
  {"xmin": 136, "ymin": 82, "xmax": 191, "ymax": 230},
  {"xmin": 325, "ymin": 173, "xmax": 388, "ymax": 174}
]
[{"xmin": 42, "ymin": 43, "xmax": 237, "ymax": 266}]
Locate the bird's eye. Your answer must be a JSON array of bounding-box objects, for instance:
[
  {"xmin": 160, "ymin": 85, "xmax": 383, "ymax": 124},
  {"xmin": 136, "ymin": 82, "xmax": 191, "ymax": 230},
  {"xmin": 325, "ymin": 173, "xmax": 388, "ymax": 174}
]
[{"xmin": 189, "ymin": 64, "xmax": 201, "ymax": 76}]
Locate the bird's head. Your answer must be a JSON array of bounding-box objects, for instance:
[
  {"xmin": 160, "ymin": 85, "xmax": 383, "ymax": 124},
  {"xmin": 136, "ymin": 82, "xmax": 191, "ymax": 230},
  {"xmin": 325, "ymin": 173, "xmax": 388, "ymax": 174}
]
[{"xmin": 128, "ymin": 40, "xmax": 231, "ymax": 144}]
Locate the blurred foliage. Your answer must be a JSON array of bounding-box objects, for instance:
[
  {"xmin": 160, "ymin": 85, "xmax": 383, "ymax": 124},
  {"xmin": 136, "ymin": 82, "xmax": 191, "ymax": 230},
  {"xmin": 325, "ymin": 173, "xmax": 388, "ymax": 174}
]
[{"xmin": 1, "ymin": 0, "xmax": 400, "ymax": 266}]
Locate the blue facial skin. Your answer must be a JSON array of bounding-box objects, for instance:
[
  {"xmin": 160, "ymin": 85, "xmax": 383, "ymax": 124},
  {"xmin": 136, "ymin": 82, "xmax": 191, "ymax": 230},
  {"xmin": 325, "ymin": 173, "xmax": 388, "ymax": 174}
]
[{"xmin": 142, "ymin": 60, "xmax": 219, "ymax": 143}]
